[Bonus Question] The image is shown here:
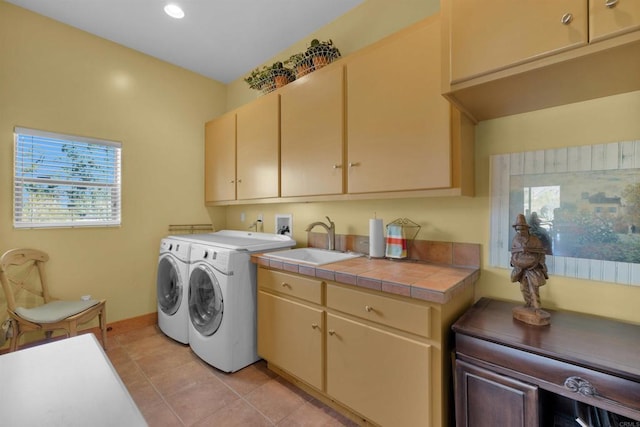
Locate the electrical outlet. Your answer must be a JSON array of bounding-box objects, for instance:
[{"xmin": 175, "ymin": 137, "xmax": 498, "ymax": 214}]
[{"xmin": 240, "ymin": 212, "xmax": 245, "ymax": 222}]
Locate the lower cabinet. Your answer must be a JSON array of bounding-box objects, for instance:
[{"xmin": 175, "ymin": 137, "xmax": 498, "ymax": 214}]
[
  {"xmin": 257, "ymin": 267, "xmax": 473, "ymax": 427},
  {"xmin": 257, "ymin": 291, "xmax": 323, "ymax": 390},
  {"xmin": 454, "ymin": 359, "xmax": 539, "ymax": 427},
  {"xmin": 326, "ymin": 312, "xmax": 432, "ymax": 427}
]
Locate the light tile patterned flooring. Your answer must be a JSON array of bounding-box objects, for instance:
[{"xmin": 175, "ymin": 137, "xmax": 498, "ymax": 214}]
[{"xmin": 105, "ymin": 325, "xmax": 358, "ymax": 426}]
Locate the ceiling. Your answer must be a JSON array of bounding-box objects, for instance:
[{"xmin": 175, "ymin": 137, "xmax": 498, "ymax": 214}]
[{"xmin": 6, "ymin": 0, "xmax": 364, "ymax": 83}]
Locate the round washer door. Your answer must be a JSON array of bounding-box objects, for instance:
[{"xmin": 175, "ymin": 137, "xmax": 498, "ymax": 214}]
[
  {"xmin": 157, "ymin": 255, "xmax": 183, "ymax": 316},
  {"xmin": 189, "ymin": 264, "xmax": 224, "ymax": 336}
]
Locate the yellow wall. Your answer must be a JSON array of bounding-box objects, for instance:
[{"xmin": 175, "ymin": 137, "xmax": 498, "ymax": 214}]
[
  {"xmin": 226, "ymin": 0, "xmax": 439, "ymax": 110},
  {"xmin": 475, "ymin": 91, "xmax": 640, "ymax": 323},
  {"xmin": 2, "ymin": 0, "xmax": 639, "ymax": 341},
  {"xmin": 222, "ymin": 91, "xmax": 640, "ymax": 324},
  {"xmin": 0, "ymin": 2, "xmax": 227, "ymax": 325}
]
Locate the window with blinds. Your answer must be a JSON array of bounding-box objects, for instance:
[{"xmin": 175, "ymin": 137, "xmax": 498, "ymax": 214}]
[{"xmin": 13, "ymin": 127, "xmax": 122, "ymax": 228}]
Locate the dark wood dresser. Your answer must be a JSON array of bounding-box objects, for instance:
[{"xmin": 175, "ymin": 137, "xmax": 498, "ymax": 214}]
[{"xmin": 452, "ymin": 298, "xmax": 640, "ymax": 427}]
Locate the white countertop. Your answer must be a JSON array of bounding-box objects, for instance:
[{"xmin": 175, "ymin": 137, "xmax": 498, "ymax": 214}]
[{"xmin": 0, "ymin": 334, "xmax": 147, "ymax": 427}]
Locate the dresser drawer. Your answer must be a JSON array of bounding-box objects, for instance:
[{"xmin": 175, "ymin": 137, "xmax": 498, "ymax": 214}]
[
  {"xmin": 326, "ymin": 283, "xmax": 431, "ymax": 338},
  {"xmin": 258, "ymin": 268, "xmax": 323, "ymax": 305}
]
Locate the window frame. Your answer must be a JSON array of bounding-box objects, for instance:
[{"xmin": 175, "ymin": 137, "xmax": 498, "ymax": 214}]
[{"xmin": 13, "ymin": 127, "xmax": 122, "ymax": 229}]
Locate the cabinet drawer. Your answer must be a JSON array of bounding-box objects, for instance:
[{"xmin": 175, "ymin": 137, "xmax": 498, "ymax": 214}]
[
  {"xmin": 326, "ymin": 283, "xmax": 431, "ymax": 338},
  {"xmin": 258, "ymin": 268, "xmax": 322, "ymax": 305}
]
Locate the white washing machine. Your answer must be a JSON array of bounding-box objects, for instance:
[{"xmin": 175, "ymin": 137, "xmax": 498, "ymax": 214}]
[
  {"xmin": 156, "ymin": 237, "xmax": 191, "ymax": 344},
  {"xmin": 181, "ymin": 231, "xmax": 295, "ymax": 372}
]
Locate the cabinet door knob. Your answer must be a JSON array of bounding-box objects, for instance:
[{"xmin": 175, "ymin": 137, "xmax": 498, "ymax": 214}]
[
  {"xmin": 365, "ymin": 305, "xmax": 373, "ymax": 312},
  {"xmin": 237, "ymin": 179, "xmax": 242, "ymax": 183},
  {"xmin": 605, "ymin": 0, "xmax": 618, "ymax": 8},
  {"xmin": 230, "ymin": 180, "xmax": 235, "ymax": 184},
  {"xmin": 332, "ymin": 164, "xmax": 342, "ymax": 169},
  {"xmin": 560, "ymin": 13, "xmax": 573, "ymax": 25},
  {"xmin": 328, "ymin": 330, "xmax": 336, "ymax": 335},
  {"xmin": 311, "ymin": 323, "xmax": 319, "ymax": 329},
  {"xmin": 348, "ymin": 162, "xmax": 360, "ymax": 168}
]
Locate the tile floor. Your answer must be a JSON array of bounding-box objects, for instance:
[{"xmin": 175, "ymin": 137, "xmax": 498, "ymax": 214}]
[{"xmin": 105, "ymin": 325, "xmax": 359, "ymax": 426}]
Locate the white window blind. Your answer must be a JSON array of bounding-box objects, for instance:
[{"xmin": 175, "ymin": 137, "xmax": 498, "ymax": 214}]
[{"xmin": 13, "ymin": 127, "xmax": 122, "ymax": 228}]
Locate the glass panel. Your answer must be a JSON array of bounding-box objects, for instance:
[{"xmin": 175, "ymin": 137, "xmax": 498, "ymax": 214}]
[
  {"xmin": 157, "ymin": 257, "xmax": 182, "ymax": 315},
  {"xmin": 188, "ymin": 267, "xmax": 224, "ymax": 336}
]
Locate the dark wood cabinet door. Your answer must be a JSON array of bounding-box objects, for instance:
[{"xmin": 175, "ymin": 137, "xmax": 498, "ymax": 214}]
[{"xmin": 455, "ymin": 359, "xmax": 539, "ymax": 427}]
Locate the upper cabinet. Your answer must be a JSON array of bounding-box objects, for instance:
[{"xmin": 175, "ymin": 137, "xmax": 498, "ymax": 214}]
[
  {"xmin": 442, "ymin": 0, "xmax": 640, "ymax": 122},
  {"xmin": 204, "ymin": 112, "xmax": 236, "ymax": 203},
  {"xmin": 205, "ymin": 14, "xmax": 475, "ymax": 206},
  {"xmin": 590, "ymin": 0, "xmax": 640, "ymax": 42},
  {"xmin": 205, "ymin": 93, "xmax": 280, "ymax": 203},
  {"xmin": 346, "ymin": 16, "xmax": 458, "ymax": 194},
  {"xmin": 449, "ymin": 1, "xmax": 587, "ymax": 84},
  {"xmin": 280, "ymin": 65, "xmax": 344, "ymax": 198},
  {"xmin": 235, "ymin": 93, "xmax": 280, "ymax": 200}
]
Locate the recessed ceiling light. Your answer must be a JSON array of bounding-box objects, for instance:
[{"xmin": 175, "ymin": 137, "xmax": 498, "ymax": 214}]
[{"xmin": 164, "ymin": 4, "xmax": 184, "ymax": 19}]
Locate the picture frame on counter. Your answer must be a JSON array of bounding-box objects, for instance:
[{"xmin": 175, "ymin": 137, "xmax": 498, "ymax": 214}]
[{"xmin": 490, "ymin": 140, "xmax": 640, "ymax": 285}]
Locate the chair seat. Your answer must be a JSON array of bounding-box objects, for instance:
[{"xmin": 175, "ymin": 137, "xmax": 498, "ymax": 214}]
[{"xmin": 15, "ymin": 300, "xmax": 101, "ymax": 323}]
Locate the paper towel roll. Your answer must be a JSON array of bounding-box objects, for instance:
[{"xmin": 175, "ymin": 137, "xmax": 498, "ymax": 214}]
[{"xmin": 369, "ymin": 218, "xmax": 385, "ymax": 258}]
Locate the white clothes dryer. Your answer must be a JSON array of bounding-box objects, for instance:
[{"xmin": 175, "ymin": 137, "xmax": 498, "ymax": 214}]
[
  {"xmin": 182, "ymin": 231, "xmax": 295, "ymax": 372},
  {"xmin": 156, "ymin": 237, "xmax": 190, "ymax": 344}
]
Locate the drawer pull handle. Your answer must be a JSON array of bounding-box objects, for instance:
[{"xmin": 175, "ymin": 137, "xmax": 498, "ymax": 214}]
[
  {"xmin": 332, "ymin": 164, "xmax": 342, "ymax": 169},
  {"xmin": 281, "ymin": 282, "xmax": 291, "ymax": 288},
  {"xmin": 365, "ymin": 305, "xmax": 373, "ymax": 312},
  {"xmin": 605, "ymin": 0, "xmax": 618, "ymax": 8},
  {"xmin": 560, "ymin": 13, "xmax": 573, "ymax": 25},
  {"xmin": 564, "ymin": 376, "xmax": 596, "ymax": 396},
  {"xmin": 328, "ymin": 330, "xmax": 336, "ymax": 336},
  {"xmin": 311, "ymin": 323, "xmax": 319, "ymax": 329}
]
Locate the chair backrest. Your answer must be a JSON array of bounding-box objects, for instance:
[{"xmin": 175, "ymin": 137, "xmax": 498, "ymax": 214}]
[{"xmin": 0, "ymin": 249, "xmax": 51, "ymax": 312}]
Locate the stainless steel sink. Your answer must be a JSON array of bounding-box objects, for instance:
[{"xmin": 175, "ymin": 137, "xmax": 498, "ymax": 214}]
[{"xmin": 262, "ymin": 248, "xmax": 363, "ymax": 266}]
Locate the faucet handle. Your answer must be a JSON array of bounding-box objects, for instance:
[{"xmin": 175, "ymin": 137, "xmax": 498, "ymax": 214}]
[{"xmin": 325, "ymin": 216, "xmax": 334, "ymax": 226}]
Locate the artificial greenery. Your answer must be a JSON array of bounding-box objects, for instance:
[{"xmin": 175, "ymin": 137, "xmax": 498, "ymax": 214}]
[
  {"xmin": 306, "ymin": 39, "xmax": 341, "ymax": 61},
  {"xmin": 244, "ymin": 61, "xmax": 294, "ymax": 92},
  {"xmin": 244, "ymin": 39, "xmax": 341, "ymax": 92}
]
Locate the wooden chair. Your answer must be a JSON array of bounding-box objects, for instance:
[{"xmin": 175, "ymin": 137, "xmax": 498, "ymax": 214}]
[{"xmin": 0, "ymin": 248, "xmax": 107, "ymax": 352}]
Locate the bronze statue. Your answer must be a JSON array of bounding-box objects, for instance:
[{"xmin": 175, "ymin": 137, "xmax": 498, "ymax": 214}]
[{"xmin": 510, "ymin": 214, "xmax": 551, "ymax": 325}]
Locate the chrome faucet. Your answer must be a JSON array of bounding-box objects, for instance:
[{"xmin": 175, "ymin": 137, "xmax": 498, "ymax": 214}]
[{"xmin": 305, "ymin": 216, "xmax": 335, "ymax": 251}]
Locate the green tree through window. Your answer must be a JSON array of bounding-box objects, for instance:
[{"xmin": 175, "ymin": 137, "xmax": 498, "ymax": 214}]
[{"xmin": 13, "ymin": 127, "xmax": 121, "ymax": 228}]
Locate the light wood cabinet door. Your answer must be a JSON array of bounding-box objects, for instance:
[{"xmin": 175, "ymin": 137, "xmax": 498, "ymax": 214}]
[
  {"xmin": 326, "ymin": 313, "xmax": 432, "ymax": 427},
  {"xmin": 590, "ymin": 0, "xmax": 640, "ymax": 42},
  {"xmin": 448, "ymin": 0, "xmax": 587, "ymax": 83},
  {"xmin": 346, "ymin": 17, "xmax": 452, "ymax": 194},
  {"xmin": 236, "ymin": 93, "xmax": 280, "ymax": 200},
  {"xmin": 280, "ymin": 66, "xmax": 344, "ymax": 197},
  {"xmin": 204, "ymin": 113, "xmax": 236, "ymax": 202},
  {"xmin": 257, "ymin": 291, "xmax": 323, "ymax": 390}
]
